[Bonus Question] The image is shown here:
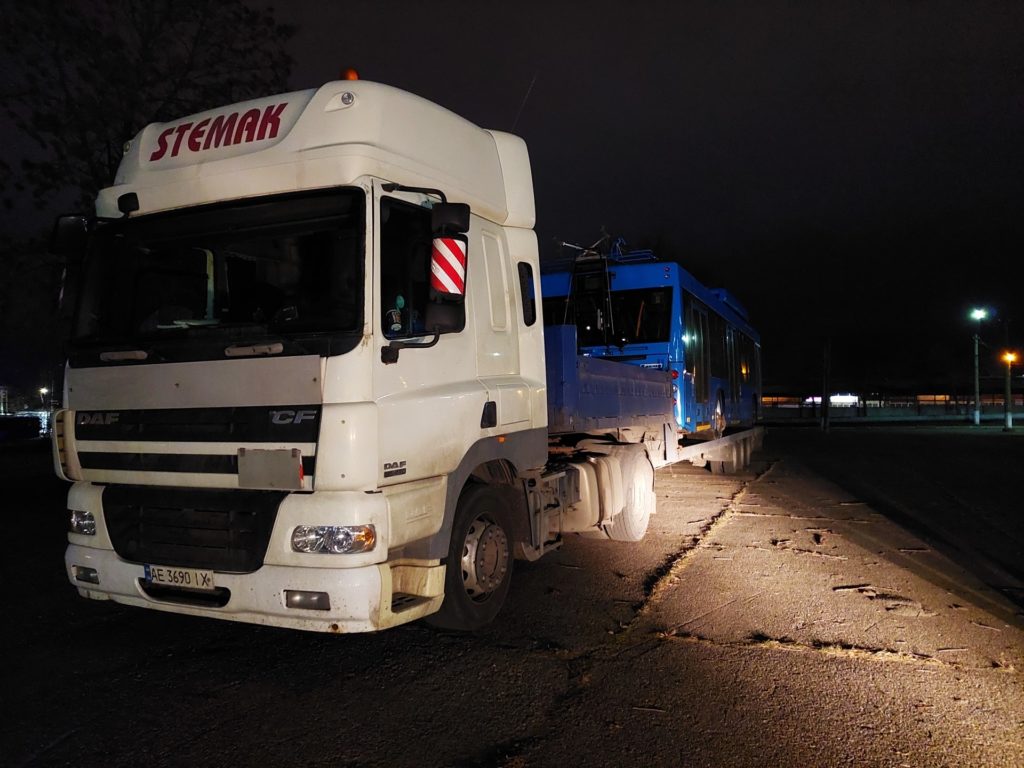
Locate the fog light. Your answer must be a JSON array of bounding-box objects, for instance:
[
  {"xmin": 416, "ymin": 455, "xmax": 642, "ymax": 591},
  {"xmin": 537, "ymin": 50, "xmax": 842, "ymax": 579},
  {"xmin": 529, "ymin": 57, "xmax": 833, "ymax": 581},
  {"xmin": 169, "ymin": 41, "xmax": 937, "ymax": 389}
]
[
  {"xmin": 69, "ymin": 509, "xmax": 96, "ymax": 535},
  {"xmin": 291, "ymin": 525, "xmax": 376, "ymax": 554},
  {"xmin": 285, "ymin": 590, "xmax": 331, "ymax": 610},
  {"xmin": 73, "ymin": 565, "xmax": 99, "ymax": 584}
]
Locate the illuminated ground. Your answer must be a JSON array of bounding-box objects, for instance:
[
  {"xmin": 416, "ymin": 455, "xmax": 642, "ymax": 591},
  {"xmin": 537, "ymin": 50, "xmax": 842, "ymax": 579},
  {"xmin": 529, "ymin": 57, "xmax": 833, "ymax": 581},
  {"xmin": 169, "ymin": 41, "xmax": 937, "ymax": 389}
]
[{"xmin": 3, "ymin": 428, "xmax": 1022, "ymax": 767}]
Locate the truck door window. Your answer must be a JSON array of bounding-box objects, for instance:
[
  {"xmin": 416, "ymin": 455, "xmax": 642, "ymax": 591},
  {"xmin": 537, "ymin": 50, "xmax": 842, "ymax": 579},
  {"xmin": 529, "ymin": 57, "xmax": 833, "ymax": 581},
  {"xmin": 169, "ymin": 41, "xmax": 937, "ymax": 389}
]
[
  {"xmin": 517, "ymin": 261, "xmax": 536, "ymax": 326},
  {"xmin": 380, "ymin": 197, "xmax": 465, "ymax": 339}
]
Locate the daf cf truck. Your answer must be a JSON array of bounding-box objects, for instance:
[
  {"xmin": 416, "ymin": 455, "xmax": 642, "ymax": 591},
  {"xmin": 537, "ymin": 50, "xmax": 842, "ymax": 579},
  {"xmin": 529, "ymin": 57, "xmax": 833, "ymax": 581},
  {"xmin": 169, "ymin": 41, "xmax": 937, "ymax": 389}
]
[{"xmin": 51, "ymin": 79, "xmax": 694, "ymax": 633}]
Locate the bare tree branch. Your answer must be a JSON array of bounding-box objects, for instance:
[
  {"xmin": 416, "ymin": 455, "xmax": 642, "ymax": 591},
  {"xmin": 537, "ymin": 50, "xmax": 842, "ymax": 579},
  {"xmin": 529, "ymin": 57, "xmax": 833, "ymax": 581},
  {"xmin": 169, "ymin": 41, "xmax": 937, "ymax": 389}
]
[{"xmin": 2, "ymin": 0, "xmax": 294, "ymax": 211}]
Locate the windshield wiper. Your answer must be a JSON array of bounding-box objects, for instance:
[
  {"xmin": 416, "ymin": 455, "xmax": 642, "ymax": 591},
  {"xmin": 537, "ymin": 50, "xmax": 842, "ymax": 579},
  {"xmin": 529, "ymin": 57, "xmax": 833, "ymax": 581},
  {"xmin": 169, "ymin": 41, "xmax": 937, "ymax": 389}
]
[
  {"xmin": 158, "ymin": 319, "xmax": 222, "ymax": 328},
  {"xmin": 224, "ymin": 342, "xmax": 284, "ymax": 357},
  {"xmin": 99, "ymin": 349, "xmax": 149, "ymax": 362}
]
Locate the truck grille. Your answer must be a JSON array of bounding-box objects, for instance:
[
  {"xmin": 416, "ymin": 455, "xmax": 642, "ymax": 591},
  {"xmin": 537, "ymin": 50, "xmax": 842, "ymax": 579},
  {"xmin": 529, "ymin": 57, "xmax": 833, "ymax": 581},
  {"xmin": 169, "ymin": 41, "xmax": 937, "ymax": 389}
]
[
  {"xmin": 103, "ymin": 486, "xmax": 285, "ymax": 572},
  {"xmin": 72, "ymin": 404, "xmax": 321, "ymax": 489}
]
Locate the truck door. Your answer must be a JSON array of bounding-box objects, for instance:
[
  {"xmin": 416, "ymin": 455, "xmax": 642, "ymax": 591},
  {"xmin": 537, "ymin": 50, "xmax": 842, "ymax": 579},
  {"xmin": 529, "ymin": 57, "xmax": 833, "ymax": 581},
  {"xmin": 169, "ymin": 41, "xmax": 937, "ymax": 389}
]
[{"xmin": 372, "ymin": 182, "xmax": 482, "ymax": 484}]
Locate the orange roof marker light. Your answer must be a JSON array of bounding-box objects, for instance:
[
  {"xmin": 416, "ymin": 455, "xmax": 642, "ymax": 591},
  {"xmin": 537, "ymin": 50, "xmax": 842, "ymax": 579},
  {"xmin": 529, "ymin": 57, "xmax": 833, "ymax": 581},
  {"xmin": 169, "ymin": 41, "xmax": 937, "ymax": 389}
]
[{"xmin": 341, "ymin": 67, "xmax": 360, "ymax": 81}]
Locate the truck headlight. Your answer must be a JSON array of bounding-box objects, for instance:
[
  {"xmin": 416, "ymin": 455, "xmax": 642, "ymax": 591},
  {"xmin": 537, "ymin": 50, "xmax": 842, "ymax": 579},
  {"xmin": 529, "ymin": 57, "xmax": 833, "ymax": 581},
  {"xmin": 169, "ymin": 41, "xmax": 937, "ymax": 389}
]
[
  {"xmin": 69, "ymin": 509, "xmax": 96, "ymax": 535},
  {"xmin": 291, "ymin": 525, "xmax": 376, "ymax": 554}
]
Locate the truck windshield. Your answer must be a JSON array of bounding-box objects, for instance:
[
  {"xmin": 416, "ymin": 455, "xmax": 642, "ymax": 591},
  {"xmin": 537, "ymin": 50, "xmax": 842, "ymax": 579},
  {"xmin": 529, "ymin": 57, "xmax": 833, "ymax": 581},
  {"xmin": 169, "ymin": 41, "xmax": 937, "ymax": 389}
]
[{"xmin": 72, "ymin": 190, "xmax": 365, "ymax": 354}]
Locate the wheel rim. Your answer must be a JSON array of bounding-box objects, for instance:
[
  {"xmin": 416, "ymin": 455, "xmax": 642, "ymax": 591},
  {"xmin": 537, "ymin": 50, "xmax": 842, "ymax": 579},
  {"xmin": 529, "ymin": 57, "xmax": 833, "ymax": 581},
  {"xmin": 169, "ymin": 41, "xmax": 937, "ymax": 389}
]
[{"xmin": 460, "ymin": 515, "xmax": 509, "ymax": 602}]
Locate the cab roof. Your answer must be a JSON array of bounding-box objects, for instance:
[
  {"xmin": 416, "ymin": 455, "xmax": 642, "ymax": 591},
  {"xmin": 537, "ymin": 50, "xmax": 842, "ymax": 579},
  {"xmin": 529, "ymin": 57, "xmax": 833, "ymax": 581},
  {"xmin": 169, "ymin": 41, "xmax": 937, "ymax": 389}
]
[{"xmin": 98, "ymin": 80, "xmax": 534, "ymax": 228}]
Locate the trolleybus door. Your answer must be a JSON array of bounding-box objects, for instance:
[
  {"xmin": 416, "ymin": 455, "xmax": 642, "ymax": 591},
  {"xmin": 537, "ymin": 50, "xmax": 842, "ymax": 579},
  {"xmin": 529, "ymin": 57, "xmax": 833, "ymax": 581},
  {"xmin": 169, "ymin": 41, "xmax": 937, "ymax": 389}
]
[{"xmin": 689, "ymin": 304, "xmax": 711, "ymax": 421}]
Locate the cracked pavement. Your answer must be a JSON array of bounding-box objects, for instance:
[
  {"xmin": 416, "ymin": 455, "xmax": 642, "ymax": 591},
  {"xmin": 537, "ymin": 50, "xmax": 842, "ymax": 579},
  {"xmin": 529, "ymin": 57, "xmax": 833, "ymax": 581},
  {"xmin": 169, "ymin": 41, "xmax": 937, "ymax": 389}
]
[{"xmin": 632, "ymin": 457, "xmax": 1024, "ymax": 674}]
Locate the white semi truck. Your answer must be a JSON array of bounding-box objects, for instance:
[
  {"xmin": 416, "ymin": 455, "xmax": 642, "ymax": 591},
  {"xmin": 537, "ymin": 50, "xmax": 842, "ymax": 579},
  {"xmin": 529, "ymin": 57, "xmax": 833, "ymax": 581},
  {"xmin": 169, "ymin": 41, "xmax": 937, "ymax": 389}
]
[{"xmin": 51, "ymin": 79, "xmax": 757, "ymax": 633}]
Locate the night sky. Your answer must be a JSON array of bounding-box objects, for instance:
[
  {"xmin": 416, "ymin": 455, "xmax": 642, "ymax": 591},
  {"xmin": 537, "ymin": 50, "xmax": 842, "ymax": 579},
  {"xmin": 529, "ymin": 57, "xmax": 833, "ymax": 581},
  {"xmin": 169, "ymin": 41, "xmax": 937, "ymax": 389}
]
[
  {"xmin": 6, "ymin": 1, "xmax": 1024, "ymax": 394},
  {"xmin": 274, "ymin": 0, "xmax": 1024, "ymax": 392}
]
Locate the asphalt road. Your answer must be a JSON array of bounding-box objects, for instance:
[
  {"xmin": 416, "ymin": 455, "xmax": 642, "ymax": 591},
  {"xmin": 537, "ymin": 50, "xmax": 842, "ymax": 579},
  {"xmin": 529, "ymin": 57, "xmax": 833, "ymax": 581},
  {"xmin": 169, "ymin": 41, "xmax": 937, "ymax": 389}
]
[{"xmin": 3, "ymin": 427, "xmax": 1022, "ymax": 768}]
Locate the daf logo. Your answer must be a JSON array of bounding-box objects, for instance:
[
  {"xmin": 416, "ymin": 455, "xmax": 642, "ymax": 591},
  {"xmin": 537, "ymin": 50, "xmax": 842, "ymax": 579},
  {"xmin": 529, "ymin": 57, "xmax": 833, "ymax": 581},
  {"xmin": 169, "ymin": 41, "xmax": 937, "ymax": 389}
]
[
  {"xmin": 383, "ymin": 460, "xmax": 407, "ymax": 478},
  {"xmin": 78, "ymin": 412, "xmax": 119, "ymax": 426},
  {"xmin": 270, "ymin": 409, "xmax": 317, "ymax": 425}
]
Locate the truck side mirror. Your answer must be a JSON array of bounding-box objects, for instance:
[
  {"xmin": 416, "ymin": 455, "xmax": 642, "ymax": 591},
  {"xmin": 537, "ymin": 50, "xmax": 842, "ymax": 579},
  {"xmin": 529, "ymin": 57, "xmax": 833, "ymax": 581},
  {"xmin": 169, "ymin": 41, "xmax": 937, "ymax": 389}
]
[
  {"xmin": 429, "ymin": 235, "xmax": 468, "ymax": 304},
  {"xmin": 50, "ymin": 214, "xmax": 90, "ymax": 255},
  {"xmin": 430, "ymin": 203, "xmax": 469, "ymax": 305},
  {"xmin": 431, "ymin": 202, "xmax": 470, "ymax": 235}
]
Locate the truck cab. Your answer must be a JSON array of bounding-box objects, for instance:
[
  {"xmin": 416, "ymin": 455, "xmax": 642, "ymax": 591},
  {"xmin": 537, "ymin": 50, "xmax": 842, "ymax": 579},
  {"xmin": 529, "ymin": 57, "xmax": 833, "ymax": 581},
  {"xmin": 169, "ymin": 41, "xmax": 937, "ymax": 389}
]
[{"xmin": 54, "ymin": 80, "xmax": 549, "ymax": 633}]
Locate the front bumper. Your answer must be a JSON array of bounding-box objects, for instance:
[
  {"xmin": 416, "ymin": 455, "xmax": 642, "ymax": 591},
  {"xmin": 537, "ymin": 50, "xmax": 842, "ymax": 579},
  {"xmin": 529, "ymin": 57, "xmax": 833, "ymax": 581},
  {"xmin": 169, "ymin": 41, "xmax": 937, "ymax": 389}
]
[
  {"xmin": 63, "ymin": 482, "xmax": 446, "ymax": 633},
  {"xmin": 64, "ymin": 544, "xmax": 444, "ymax": 632}
]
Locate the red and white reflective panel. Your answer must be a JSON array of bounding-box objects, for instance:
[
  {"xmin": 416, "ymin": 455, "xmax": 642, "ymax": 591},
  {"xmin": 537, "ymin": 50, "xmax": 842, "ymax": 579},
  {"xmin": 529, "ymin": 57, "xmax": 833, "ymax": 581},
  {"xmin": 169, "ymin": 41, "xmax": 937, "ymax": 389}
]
[{"xmin": 431, "ymin": 237, "xmax": 467, "ymax": 295}]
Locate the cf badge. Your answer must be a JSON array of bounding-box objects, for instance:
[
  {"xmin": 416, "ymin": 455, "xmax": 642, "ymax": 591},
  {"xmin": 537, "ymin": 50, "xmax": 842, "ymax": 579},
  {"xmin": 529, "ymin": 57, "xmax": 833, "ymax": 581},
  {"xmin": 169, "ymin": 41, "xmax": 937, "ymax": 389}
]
[{"xmin": 270, "ymin": 409, "xmax": 317, "ymax": 425}]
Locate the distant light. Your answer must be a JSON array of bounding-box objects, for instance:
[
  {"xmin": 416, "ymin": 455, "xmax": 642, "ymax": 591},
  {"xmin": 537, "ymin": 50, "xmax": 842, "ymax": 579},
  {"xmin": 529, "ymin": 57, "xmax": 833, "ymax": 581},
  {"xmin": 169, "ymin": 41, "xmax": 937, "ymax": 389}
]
[
  {"xmin": 39, "ymin": 387, "xmax": 48, "ymax": 395},
  {"xmin": 803, "ymin": 394, "xmax": 860, "ymax": 407},
  {"xmin": 970, "ymin": 308, "xmax": 988, "ymax": 322},
  {"xmin": 341, "ymin": 67, "xmax": 359, "ymax": 81},
  {"xmin": 1004, "ymin": 351, "xmax": 1018, "ymax": 365}
]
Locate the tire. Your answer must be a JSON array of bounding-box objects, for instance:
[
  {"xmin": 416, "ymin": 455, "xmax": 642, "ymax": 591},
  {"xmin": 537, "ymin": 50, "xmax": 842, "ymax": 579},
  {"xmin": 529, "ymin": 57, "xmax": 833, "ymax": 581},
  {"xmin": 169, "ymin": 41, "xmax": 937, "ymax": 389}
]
[
  {"xmin": 425, "ymin": 484, "xmax": 514, "ymax": 631},
  {"xmin": 605, "ymin": 449, "xmax": 655, "ymax": 542}
]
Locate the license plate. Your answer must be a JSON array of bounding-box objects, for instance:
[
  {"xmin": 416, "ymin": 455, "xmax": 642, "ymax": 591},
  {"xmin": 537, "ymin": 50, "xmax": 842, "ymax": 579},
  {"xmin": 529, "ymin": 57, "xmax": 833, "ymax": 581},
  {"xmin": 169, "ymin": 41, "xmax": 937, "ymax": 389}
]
[{"xmin": 144, "ymin": 564, "xmax": 215, "ymax": 592}]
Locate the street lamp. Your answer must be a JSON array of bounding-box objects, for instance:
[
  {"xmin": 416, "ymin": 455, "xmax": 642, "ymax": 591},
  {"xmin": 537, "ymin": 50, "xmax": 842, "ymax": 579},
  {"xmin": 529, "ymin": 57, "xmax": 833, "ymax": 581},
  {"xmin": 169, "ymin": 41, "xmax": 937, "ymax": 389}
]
[
  {"xmin": 971, "ymin": 308, "xmax": 988, "ymax": 426},
  {"xmin": 1002, "ymin": 351, "xmax": 1017, "ymax": 432},
  {"xmin": 39, "ymin": 387, "xmax": 49, "ymax": 408}
]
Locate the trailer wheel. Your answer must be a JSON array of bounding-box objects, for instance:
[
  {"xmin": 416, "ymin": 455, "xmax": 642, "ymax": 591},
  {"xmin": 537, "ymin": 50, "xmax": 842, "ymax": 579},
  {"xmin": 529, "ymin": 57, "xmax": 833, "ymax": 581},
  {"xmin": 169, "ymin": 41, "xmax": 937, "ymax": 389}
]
[
  {"xmin": 426, "ymin": 484, "xmax": 513, "ymax": 631},
  {"xmin": 605, "ymin": 450, "xmax": 655, "ymax": 542}
]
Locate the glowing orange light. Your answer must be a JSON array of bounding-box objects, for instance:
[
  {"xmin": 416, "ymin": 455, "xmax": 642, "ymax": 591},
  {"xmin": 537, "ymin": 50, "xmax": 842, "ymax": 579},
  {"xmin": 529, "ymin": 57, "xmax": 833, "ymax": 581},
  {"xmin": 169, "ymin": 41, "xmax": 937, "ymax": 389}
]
[
  {"xmin": 341, "ymin": 67, "xmax": 360, "ymax": 81},
  {"xmin": 1003, "ymin": 351, "xmax": 1018, "ymax": 365}
]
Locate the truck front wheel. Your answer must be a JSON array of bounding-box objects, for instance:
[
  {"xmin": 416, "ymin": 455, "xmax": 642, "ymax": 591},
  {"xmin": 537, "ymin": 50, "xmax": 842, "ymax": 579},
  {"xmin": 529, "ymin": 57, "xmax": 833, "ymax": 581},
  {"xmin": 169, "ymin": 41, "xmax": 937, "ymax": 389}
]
[{"xmin": 426, "ymin": 484, "xmax": 514, "ymax": 631}]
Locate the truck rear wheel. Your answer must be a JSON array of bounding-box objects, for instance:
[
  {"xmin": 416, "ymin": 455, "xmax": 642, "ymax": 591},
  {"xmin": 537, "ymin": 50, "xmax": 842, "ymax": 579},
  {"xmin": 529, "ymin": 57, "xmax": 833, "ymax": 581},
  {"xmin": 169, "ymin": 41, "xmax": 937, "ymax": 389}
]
[
  {"xmin": 426, "ymin": 484, "xmax": 513, "ymax": 631},
  {"xmin": 605, "ymin": 449, "xmax": 655, "ymax": 542}
]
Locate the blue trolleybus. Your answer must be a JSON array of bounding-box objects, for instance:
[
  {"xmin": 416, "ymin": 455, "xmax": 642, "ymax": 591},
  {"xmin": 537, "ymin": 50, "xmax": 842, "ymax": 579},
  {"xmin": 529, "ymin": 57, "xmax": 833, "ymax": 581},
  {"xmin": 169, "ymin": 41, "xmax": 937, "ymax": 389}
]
[{"xmin": 541, "ymin": 246, "xmax": 762, "ymax": 439}]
